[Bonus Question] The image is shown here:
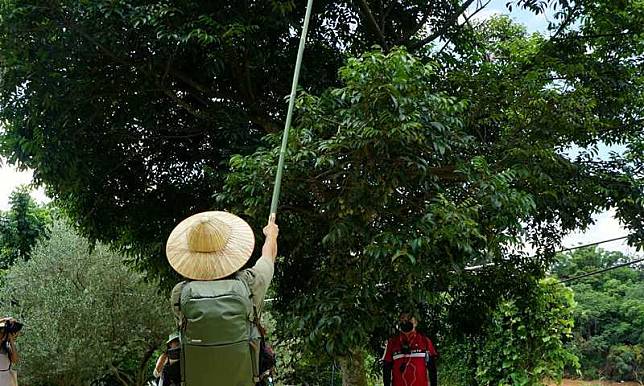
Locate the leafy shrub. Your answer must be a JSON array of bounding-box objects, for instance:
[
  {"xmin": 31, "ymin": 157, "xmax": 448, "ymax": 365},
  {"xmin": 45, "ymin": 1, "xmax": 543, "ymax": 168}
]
[
  {"xmin": 0, "ymin": 220, "xmax": 172, "ymax": 386},
  {"xmin": 475, "ymin": 279, "xmax": 578, "ymax": 386}
]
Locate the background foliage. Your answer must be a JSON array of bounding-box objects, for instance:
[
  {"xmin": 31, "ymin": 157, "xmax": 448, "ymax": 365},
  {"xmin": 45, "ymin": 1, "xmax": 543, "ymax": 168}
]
[
  {"xmin": 475, "ymin": 279, "xmax": 578, "ymax": 386},
  {"xmin": 0, "ymin": 186, "xmax": 50, "ymax": 268},
  {"xmin": 0, "ymin": 220, "xmax": 172, "ymax": 386},
  {"xmin": 553, "ymin": 247, "xmax": 644, "ymax": 383}
]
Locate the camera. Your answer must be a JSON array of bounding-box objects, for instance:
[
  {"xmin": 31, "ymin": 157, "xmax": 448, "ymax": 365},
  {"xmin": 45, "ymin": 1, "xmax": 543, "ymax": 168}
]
[{"xmin": 0, "ymin": 318, "xmax": 23, "ymax": 335}]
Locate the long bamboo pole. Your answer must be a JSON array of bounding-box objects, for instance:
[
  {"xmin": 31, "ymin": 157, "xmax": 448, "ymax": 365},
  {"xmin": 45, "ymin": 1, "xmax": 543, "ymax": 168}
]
[{"xmin": 269, "ymin": 0, "xmax": 314, "ymax": 220}]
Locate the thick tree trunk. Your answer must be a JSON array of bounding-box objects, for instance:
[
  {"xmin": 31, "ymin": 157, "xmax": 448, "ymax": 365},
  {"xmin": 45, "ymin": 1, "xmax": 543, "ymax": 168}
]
[{"xmin": 338, "ymin": 349, "xmax": 369, "ymax": 386}]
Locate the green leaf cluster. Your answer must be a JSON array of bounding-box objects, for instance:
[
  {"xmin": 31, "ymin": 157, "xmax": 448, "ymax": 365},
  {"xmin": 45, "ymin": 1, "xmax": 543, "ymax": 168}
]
[
  {"xmin": 0, "ymin": 186, "xmax": 51, "ymax": 268},
  {"xmin": 474, "ymin": 279, "xmax": 578, "ymax": 386}
]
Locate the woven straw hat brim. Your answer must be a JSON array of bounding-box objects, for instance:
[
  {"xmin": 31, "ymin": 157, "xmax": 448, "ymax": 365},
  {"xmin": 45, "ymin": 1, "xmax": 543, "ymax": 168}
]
[{"xmin": 166, "ymin": 211, "xmax": 255, "ymax": 280}]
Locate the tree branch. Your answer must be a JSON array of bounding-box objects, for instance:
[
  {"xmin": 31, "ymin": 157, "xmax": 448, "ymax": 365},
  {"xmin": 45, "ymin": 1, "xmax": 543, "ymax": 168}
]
[
  {"xmin": 437, "ymin": 0, "xmax": 491, "ymax": 54},
  {"xmin": 109, "ymin": 364, "xmax": 133, "ymax": 386},
  {"xmin": 554, "ymin": 31, "xmax": 640, "ymax": 41},
  {"xmin": 356, "ymin": 0, "xmax": 389, "ymax": 50},
  {"xmin": 409, "ymin": 0, "xmax": 477, "ymax": 51},
  {"xmin": 395, "ymin": 3, "xmax": 434, "ymax": 46}
]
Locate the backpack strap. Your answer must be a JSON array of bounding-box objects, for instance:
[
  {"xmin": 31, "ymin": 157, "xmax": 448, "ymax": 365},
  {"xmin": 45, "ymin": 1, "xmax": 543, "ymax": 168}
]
[
  {"xmin": 237, "ymin": 277, "xmax": 264, "ymax": 384},
  {"xmin": 248, "ymin": 292, "xmax": 268, "ymax": 339},
  {"xmin": 171, "ymin": 281, "xmax": 188, "ymax": 329}
]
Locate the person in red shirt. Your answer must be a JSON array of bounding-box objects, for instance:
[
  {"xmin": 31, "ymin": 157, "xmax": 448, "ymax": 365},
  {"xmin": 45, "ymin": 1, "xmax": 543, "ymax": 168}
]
[{"xmin": 382, "ymin": 312, "xmax": 438, "ymax": 386}]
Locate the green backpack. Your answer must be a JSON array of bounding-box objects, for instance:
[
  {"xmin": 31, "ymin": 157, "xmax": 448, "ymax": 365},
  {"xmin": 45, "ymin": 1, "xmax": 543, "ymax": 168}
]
[{"xmin": 176, "ymin": 279, "xmax": 261, "ymax": 386}]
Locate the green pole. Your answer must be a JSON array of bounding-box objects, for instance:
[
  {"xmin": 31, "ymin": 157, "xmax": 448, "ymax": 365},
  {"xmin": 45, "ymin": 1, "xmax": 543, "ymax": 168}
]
[{"xmin": 269, "ymin": 0, "xmax": 314, "ymax": 218}]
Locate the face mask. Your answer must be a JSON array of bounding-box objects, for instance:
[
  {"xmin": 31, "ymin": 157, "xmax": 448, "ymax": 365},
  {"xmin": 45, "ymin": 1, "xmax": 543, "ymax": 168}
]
[
  {"xmin": 167, "ymin": 347, "xmax": 181, "ymax": 360},
  {"xmin": 399, "ymin": 321, "xmax": 413, "ymax": 333}
]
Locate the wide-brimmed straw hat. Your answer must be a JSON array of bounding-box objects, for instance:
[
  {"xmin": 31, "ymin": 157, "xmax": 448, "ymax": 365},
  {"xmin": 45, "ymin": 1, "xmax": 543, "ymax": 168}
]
[{"xmin": 166, "ymin": 211, "xmax": 255, "ymax": 280}]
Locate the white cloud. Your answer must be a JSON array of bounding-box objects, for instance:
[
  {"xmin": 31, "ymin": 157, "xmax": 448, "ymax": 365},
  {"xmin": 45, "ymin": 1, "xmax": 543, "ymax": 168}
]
[
  {"xmin": 471, "ymin": 0, "xmax": 549, "ymax": 33},
  {"xmin": 563, "ymin": 209, "xmax": 640, "ymax": 257}
]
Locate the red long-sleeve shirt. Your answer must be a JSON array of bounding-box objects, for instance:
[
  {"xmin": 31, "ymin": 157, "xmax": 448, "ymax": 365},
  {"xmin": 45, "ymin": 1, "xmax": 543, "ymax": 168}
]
[{"xmin": 382, "ymin": 331, "xmax": 438, "ymax": 386}]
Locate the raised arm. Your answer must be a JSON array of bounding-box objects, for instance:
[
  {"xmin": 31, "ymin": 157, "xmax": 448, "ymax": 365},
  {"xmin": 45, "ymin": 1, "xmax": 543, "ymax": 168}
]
[{"xmin": 261, "ymin": 216, "xmax": 279, "ymax": 262}]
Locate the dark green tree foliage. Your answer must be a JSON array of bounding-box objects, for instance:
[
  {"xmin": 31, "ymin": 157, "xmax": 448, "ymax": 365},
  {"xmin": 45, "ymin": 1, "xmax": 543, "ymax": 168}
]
[
  {"xmin": 553, "ymin": 247, "xmax": 644, "ymax": 382},
  {"xmin": 221, "ymin": 47, "xmax": 586, "ymax": 384},
  {"xmin": 0, "ymin": 186, "xmax": 50, "ymax": 268},
  {"xmin": 2, "ymin": 0, "xmax": 641, "ymax": 279},
  {"xmin": 0, "ymin": 0, "xmax": 490, "ymax": 281}
]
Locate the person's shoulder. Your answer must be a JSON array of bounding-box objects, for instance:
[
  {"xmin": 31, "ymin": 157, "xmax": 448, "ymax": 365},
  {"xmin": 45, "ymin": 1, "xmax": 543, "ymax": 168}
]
[
  {"xmin": 171, "ymin": 280, "xmax": 189, "ymax": 291},
  {"xmin": 419, "ymin": 332, "xmax": 434, "ymax": 342},
  {"xmin": 387, "ymin": 333, "xmax": 403, "ymax": 343}
]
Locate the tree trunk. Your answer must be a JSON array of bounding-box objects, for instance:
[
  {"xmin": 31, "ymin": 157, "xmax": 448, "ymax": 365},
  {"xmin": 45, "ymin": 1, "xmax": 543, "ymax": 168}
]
[{"xmin": 338, "ymin": 349, "xmax": 369, "ymax": 386}]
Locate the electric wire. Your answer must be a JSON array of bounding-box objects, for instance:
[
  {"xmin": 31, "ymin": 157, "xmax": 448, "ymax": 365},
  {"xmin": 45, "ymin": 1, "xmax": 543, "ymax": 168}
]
[
  {"xmin": 556, "ymin": 235, "xmax": 629, "ymax": 253},
  {"xmin": 465, "ymin": 235, "xmax": 634, "ymax": 271},
  {"xmin": 559, "ymin": 256, "xmax": 644, "ymax": 283}
]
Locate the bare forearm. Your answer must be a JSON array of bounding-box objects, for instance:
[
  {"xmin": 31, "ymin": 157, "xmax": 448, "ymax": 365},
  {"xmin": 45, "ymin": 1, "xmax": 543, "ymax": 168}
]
[
  {"xmin": 261, "ymin": 218, "xmax": 279, "ymax": 262},
  {"xmin": 154, "ymin": 354, "xmax": 167, "ymax": 377},
  {"xmin": 261, "ymin": 237, "xmax": 278, "ymax": 262}
]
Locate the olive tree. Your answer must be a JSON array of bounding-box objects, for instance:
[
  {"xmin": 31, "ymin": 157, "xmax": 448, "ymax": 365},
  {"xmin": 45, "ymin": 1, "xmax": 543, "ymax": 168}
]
[{"xmin": 0, "ymin": 220, "xmax": 172, "ymax": 386}]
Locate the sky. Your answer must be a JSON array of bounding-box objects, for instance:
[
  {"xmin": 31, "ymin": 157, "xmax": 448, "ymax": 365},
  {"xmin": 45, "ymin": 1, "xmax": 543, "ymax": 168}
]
[
  {"xmin": 0, "ymin": 1, "xmax": 640, "ymax": 257},
  {"xmin": 0, "ymin": 163, "xmax": 48, "ymax": 211}
]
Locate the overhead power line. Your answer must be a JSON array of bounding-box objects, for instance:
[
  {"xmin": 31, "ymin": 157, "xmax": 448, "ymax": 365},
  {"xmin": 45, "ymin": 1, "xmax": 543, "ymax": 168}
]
[
  {"xmin": 465, "ymin": 235, "xmax": 634, "ymax": 272},
  {"xmin": 559, "ymin": 256, "xmax": 644, "ymax": 283},
  {"xmin": 556, "ymin": 235, "xmax": 629, "ymax": 253}
]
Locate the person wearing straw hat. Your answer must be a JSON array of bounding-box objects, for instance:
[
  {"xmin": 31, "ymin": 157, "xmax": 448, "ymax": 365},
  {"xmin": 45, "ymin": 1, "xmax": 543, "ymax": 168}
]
[{"xmin": 166, "ymin": 211, "xmax": 278, "ymax": 386}]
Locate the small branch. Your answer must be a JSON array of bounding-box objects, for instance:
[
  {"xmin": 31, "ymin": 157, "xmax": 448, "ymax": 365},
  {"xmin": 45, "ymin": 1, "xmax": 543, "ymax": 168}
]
[
  {"xmin": 162, "ymin": 90, "xmax": 206, "ymax": 119},
  {"xmin": 549, "ymin": 2, "xmax": 581, "ymax": 41},
  {"xmin": 553, "ymin": 31, "xmax": 639, "ymax": 41},
  {"xmin": 136, "ymin": 343, "xmax": 160, "ymax": 386},
  {"xmin": 436, "ymin": 0, "xmax": 491, "ymax": 54},
  {"xmin": 381, "ymin": 1, "xmax": 395, "ymax": 35},
  {"xmin": 249, "ymin": 112, "xmax": 281, "ymax": 133},
  {"xmin": 109, "ymin": 364, "xmax": 133, "ymax": 386},
  {"xmin": 409, "ymin": 0, "xmax": 477, "ymax": 51},
  {"xmin": 427, "ymin": 165, "xmax": 466, "ymax": 181},
  {"xmin": 356, "ymin": 0, "xmax": 389, "ymax": 50},
  {"xmin": 395, "ymin": 3, "xmax": 434, "ymax": 46}
]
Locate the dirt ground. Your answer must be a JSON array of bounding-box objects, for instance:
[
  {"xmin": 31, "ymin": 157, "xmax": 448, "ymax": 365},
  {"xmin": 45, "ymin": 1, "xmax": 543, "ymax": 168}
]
[{"xmin": 550, "ymin": 380, "xmax": 641, "ymax": 386}]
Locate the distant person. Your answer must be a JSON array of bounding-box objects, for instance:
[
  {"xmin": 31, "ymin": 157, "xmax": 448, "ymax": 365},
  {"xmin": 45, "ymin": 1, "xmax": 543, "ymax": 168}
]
[
  {"xmin": 0, "ymin": 317, "xmax": 21, "ymax": 386},
  {"xmin": 153, "ymin": 334, "xmax": 181, "ymax": 386},
  {"xmin": 382, "ymin": 312, "xmax": 438, "ymax": 386},
  {"xmin": 167, "ymin": 211, "xmax": 279, "ymax": 386}
]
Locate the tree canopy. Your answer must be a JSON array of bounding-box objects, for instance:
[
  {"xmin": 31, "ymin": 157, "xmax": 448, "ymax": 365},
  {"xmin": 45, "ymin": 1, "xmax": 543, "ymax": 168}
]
[
  {"xmin": 1, "ymin": 0, "xmax": 641, "ymax": 278},
  {"xmin": 0, "ymin": 186, "xmax": 50, "ymax": 268}
]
